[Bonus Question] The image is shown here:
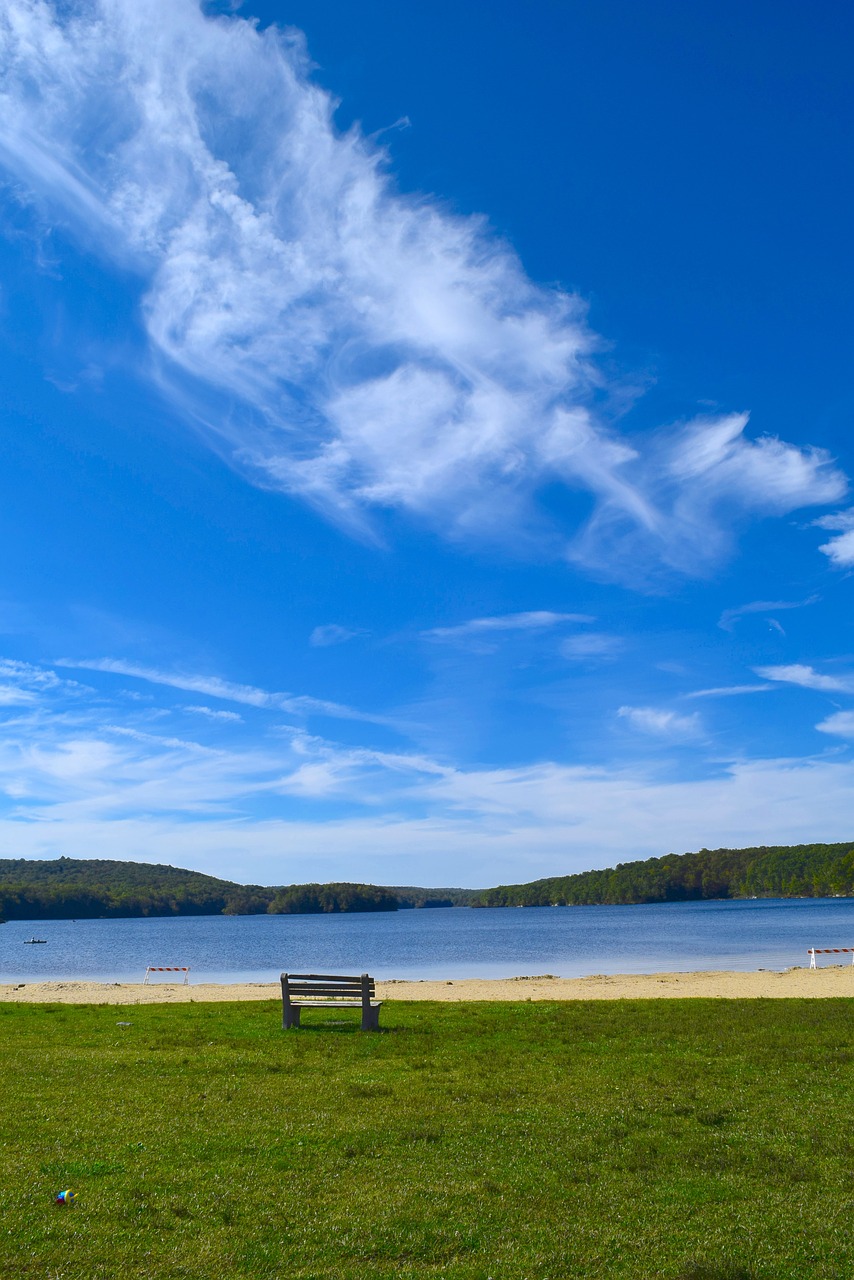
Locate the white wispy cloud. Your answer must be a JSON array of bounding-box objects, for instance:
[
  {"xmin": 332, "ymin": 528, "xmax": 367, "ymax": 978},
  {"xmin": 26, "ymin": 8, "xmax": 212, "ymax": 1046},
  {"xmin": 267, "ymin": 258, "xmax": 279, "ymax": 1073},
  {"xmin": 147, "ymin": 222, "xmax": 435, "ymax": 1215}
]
[
  {"xmin": 664, "ymin": 415, "xmax": 837, "ymax": 510},
  {"xmin": 571, "ymin": 413, "xmax": 846, "ymax": 579},
  {"xmin": 753, "ymin": 664, "xmax": 854, "ymax": 693},
  {"xmin": 820, "ymin": 533, "xmax": 854, "ymax": 567},
  {"xmin": 104, "ymin": 724, "xmax": 222, "ymax": 754},
  {"xmin": 717, "ymin": 596, "xmax": 817, "ymax": 632},
  {"xmin": 1, "ymin": 707, "xmax": 853, "ymax": 885},
  {"xmin": 0, "ymin": 683, "xmax": 39, "ymax": 705},
  {"xmin": 814, "ymin": 509, "xmax": 854, "ymax": 567},
  {"xmin": 617, "ymin": 705, "xmax": 702, "ymax": 739},
  {"xmin": 0, "ymin": 659, "xmax": 61, "ymax": 689},
  {"xmin": 0, "ymin": 659, "xmax": 89, "ymax": 709},
  {"xmin": 55, "ymin": 657, "xmax": 385, "ymax": 722},
  {"xmin": 0, "ymin": 653, "xmax": 853, "ymax": 885},
  {"xmin": 309, "ymin": 624, "xmax": 364, "ymax": 648},
  {"xmin": 560, "ymin": 632, "xmax": 622, "ymax": 661},
  {"xmin": 685, "ymin": 684, "xmax": 773, "ymax": 700},
  {"xmin": 182, "ymin": 704, "xmax": 243, "ymax": 723},
  {"xmin": 425, "ymin": 611, "xmax": 592, "ymax": 641},
  {"xmin": 0, "ymin": 679, "xmax": 428, "ymax": 821},
  {"xmin": 0, "ymin": 1, "xmax": 845, "ymax": 577},
  {"xmin": 815, "ymin": 711, "xmax": 854, "ymax": 739}
]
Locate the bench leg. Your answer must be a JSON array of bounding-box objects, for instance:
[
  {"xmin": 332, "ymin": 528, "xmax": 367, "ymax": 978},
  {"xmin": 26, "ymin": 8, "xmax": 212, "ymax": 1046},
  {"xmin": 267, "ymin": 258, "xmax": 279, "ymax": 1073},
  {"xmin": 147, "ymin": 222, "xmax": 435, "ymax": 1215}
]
[
  {"xmin": 361, "ymin": 1006, "xmax": 380, "ymax": 1032},
  {"xmin": 282, "ymin": 1006, "xmax": 301, "ymax": 1030}
]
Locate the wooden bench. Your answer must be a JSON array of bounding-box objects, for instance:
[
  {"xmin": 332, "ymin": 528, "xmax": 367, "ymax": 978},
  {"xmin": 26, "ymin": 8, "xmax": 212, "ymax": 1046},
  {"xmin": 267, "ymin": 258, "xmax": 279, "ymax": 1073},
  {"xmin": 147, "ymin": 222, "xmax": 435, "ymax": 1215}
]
[{"xmin": 280, "ymin": 972, "xmax": 382, "ymax": 1031}]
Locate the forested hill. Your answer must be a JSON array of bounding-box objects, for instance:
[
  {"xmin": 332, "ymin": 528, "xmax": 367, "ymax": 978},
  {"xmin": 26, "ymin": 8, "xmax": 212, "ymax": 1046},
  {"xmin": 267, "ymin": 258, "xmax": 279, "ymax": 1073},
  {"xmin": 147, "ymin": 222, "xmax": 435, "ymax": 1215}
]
[
  {"xmin": 469, "ymin": 842, "xmax": 854, "ymax": 907},
  {"xmin": 0, "ymin": 858, "xmax": 474, "ymax": 920},
  {"xmin": 0, "ymin": 858, "xmax": 265, "ymax": 919},
  {"xmin": 2, "ymin": 844, "xmax": 854, "ymax": 920}
]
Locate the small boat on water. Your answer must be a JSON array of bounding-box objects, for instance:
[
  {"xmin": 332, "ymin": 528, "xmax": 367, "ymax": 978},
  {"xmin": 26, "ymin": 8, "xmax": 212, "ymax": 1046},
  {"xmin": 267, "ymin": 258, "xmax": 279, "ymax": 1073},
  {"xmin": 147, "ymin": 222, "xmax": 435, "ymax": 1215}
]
[{"xmin": 23, "ymin": 937, "xmax": 47, "ymax": 944}]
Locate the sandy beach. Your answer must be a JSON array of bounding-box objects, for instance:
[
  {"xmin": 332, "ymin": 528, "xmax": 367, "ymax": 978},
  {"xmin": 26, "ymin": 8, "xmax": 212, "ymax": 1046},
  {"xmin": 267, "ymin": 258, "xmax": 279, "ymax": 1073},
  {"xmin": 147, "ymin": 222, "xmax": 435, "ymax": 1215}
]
[{"xmin": 2, "ymin": 966, "xmax": 854, "ymax": 1003}]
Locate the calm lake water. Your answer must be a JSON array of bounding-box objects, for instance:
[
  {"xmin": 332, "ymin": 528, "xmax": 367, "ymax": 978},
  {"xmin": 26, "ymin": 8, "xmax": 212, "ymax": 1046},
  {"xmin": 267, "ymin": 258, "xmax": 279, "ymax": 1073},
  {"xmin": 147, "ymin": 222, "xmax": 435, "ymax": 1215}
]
[{"xmin": 3, "ymin": 898, "xmax": 854, "ymax": 983}]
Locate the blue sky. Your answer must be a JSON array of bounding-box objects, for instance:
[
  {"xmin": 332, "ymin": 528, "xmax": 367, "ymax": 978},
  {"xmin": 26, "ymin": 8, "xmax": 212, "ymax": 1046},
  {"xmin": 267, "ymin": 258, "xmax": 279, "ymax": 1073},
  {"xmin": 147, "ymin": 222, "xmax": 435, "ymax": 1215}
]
[{"xmin": 0, "ymin": 0, "xmax": 852, "ymax": 887}]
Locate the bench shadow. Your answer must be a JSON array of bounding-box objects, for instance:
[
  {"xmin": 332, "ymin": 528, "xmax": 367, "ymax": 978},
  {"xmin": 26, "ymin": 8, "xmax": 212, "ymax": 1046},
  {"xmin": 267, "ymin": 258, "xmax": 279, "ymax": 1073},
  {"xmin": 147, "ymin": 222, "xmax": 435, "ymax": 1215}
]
[{"xmin": 283, "ymin": 1021, "xmax": 390, "ymax": 1035}]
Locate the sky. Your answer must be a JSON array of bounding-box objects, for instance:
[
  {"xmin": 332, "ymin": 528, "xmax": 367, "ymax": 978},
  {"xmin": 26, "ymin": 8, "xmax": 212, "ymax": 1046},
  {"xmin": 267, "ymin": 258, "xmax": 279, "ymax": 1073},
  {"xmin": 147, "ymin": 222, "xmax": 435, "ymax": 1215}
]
[{"xmin": 0, "ymin": 0, "xmax": 852, "ymax": 888}]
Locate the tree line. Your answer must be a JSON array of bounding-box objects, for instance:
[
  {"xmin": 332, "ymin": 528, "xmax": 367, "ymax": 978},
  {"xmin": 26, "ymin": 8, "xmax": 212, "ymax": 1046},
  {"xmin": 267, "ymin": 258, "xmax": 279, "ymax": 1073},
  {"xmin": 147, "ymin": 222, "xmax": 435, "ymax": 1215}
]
[
  {"xmin": 0, "ymin": 858, "xmax": 474, "ymax": 920},
  {"xmin": 2, "ymin": 844, "xmax": 853, "ymax": 920},
  {"xmin": 469, "ymin": 842, "xmax": 854, "ymax": 907}
]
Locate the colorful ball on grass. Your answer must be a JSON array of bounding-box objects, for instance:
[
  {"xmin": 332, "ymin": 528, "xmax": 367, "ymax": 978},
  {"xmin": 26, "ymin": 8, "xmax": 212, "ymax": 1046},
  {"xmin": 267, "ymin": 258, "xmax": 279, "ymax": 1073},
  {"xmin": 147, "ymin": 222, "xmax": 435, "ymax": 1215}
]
[{"xmin": 55, "ymin": 1190, "xmax": 77, "ymax": 1207}]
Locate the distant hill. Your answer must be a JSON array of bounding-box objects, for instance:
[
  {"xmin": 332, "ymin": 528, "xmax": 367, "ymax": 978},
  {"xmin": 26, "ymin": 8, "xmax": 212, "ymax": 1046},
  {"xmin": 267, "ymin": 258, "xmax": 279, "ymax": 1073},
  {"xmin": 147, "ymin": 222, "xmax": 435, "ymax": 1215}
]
[
  {"xmin": 1, "ymin": 843, "xmax": 853, "ymax": 921},
  {"xmin": 387, "ymin": 886, "xmax": 478, "ymax": 908},
  {"xmin": 0, "ymin": 858, "xmax": 473, "ymax": 920},
  {"xmin": 468, "ymin": 842, "xmax": 854, "ymax": 907},
  {"xmin": 0, "ymin": 857, "xmax": 261, "ymax": 920}
]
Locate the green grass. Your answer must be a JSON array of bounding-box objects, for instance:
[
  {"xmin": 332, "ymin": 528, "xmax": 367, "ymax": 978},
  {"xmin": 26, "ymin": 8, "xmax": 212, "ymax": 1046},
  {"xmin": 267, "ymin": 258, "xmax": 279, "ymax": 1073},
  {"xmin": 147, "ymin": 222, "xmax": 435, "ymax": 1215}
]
[{"xmin": 1, "ymin": 999, "xmax": 853, "ymax": 1278}]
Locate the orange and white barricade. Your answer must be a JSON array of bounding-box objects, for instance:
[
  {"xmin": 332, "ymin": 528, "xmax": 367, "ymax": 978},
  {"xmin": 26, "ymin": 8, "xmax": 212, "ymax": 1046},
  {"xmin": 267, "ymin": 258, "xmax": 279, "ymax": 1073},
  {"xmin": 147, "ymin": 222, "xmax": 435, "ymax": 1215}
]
[
  {"xmin": 143, "ymin": 966, "xmax": 190, "ymax": 984},
  {"xmin": 808, "ymin": 948, "xmax": 854, "ymax": 969}
]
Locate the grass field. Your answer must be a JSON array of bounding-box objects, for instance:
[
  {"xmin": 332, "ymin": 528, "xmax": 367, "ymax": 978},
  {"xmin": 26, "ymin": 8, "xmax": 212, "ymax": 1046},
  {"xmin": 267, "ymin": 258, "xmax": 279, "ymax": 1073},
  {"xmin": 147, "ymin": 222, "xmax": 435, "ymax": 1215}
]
[{"xmin": 1, "ymin": 998, "xmax": 853, "ymax": 1279}]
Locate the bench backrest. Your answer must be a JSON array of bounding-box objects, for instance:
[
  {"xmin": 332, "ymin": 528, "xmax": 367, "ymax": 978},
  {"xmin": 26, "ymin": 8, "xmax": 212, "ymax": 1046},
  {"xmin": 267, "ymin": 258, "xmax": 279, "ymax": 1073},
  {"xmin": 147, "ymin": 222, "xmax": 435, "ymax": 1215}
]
[{"xmin": 281, "ymin": 972, "xmax": 375, "ymax": 1000}]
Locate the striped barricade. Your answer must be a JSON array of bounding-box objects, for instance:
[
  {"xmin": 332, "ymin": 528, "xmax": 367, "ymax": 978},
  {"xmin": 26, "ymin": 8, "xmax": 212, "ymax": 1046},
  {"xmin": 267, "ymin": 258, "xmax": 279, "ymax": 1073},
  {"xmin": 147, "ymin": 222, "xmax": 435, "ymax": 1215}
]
[
  {"xmin": 143, "ymin": 966, "xmax": 191, "ymax": 985},
  {"xmin": 808, "ymin": 948, "xmax": 854, "ymax": 969}
]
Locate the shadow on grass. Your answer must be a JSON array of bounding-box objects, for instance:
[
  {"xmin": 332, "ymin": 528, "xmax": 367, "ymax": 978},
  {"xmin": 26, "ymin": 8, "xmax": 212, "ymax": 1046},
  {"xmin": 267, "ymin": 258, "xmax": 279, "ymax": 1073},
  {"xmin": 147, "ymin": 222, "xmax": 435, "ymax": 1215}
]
[
  {"xmin": 282, "ymin": 1020, "xmax": 391, "ymax": 1034},
  {"xmin": 677, "ymin": 1263, "xmax": 756, "ymax": 1280}
]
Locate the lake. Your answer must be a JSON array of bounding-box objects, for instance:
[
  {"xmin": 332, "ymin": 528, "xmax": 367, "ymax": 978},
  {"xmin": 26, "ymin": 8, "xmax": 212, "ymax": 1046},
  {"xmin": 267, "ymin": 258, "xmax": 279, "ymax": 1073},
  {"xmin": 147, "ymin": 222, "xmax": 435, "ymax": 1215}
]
[{"xmin": 3, "ymin": 897, "xmax": 854, "ymax": 983}]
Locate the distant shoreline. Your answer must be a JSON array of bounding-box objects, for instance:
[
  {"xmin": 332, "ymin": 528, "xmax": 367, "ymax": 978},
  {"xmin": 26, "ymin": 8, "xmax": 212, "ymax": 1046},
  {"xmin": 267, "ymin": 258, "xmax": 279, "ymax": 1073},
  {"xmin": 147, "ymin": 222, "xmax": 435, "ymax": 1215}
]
[
  {"xmin": 4, "ymin": 843, "xmax": 854, "ymax": 919},
  {"xmin": 4, "ymin": 967, "xmax": 854, "ymax": 1003},
  {"xmin": 4, "ymin": 892, "xmax": 854, "ymax": 925}
]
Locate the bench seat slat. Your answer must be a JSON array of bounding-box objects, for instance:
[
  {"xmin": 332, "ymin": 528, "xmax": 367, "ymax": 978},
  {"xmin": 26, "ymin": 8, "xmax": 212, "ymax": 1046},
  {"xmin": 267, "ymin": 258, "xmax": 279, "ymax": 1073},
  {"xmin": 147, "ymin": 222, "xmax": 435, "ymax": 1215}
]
[
  {"xmin": 286, "ymin": 985, "xmax": 372, "ymax": 996},
  {"xmin": 283, "ymin": 979, "xmax": 374, "ymax": 995},
  {"xmin": 286, "ymin": 999, "xmax": 382, "ymax": 1008},
  {"xmin": 285, "ymin": 980, "xmax": 369, "ymax": 989},
  {"xmin": 282, "ymin": 973, "xmax": 367, "ymax": 983},
  {"xmin": 288, "ymin": 992, "xmax": 370, "ymax": 1000}
]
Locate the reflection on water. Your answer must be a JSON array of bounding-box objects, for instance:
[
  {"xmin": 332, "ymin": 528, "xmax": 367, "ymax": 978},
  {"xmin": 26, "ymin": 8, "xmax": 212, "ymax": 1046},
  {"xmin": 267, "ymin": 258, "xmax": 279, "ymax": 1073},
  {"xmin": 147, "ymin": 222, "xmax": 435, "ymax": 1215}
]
[{"xmin": 3, "ymin": 897, "xmax": 854, "ymax": 983}]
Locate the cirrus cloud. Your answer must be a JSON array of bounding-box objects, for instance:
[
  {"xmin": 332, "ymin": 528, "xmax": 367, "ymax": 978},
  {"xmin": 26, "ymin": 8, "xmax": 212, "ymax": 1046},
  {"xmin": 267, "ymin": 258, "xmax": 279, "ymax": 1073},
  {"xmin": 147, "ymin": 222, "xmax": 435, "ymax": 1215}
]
[
  {"xmin": 0, "ymin": 653, "xmax": 851, "ymax": 886},
  {"xmin": 816, "ymin": 711, "xmax": 854, "ymax": 739},
  {"xmin": 754, "ymin": 664, "xmax": 854, "ymax": 694},
  {"xmin": 617, "ymin": 705, "xmax": 702, "ymax": 740},
  {"xmin": 424, "ymin": 611, "xmax": 593, "ymax": 642},
  {"xmin": 0, "ymin": 0, "xmax": 845, "ymax": 580},
  {"xmin": 309, "ymin": 624, "xmax": 365, "ymax": 648},
  {"xmin": 814, "ymin": 509, "xmax": 854, "ymax": 567}
]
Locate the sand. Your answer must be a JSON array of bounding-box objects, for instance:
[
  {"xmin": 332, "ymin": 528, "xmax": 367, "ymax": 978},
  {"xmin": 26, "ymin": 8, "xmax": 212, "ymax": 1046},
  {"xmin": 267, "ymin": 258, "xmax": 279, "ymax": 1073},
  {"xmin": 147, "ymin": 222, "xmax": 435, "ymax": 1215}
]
[{"xmin": 2, "ymin": 966, "xmax": 854, "ymax": 1003}]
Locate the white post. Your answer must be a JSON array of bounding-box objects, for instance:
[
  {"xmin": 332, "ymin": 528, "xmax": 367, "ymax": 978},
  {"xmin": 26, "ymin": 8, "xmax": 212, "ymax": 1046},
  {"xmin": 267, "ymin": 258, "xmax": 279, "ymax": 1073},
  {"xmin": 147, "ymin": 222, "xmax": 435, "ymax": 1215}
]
[{"xmin": 809, "ymin": 949, "xmax": 817, "ymax": 969}]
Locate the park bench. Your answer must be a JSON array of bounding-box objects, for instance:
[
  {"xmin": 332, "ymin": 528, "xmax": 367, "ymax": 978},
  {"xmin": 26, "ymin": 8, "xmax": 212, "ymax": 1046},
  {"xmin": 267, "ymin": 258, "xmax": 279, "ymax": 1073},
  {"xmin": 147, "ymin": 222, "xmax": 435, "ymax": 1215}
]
[{"xmin": 280, "ymin": 972, "xmax": 382, "ymax": 1031}]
